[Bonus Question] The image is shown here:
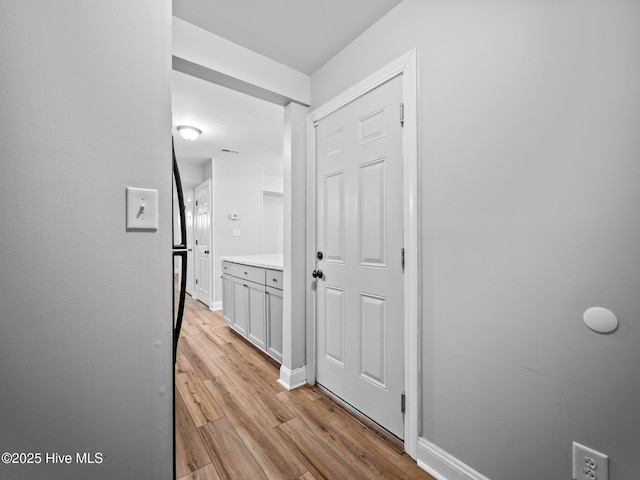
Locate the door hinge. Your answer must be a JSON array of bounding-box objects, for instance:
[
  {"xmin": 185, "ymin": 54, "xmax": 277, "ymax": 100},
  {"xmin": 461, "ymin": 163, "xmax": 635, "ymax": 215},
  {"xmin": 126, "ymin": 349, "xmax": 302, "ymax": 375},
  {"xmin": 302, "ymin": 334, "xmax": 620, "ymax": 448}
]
[
  {"xmin": 195, "ymin": 279, "xmax": 198, "ymax": 285},
  {"xmin": 401, "ymin": 248, "xmax": 405, "ymax": 271},
  {"xmin": 195, "ymin": 240, "xmax": 198, "ymax": 245},
  {"xmin": 196, "ymin": 200, "xmax": 199, "ymax": 206},
  {"xmin": 400, "ymin": 103, "xmax": 405, "ymax": 127},
  {"xmin": 401, "ymin": 392, "xmax": 406, "ymax": 414}
]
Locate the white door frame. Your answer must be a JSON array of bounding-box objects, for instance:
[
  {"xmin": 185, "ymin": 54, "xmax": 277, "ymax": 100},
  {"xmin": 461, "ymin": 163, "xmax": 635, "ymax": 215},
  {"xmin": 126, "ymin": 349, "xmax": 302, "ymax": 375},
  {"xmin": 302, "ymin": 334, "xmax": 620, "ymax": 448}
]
[{"xmin": 305, "ymin": 49, "xmax": 419, "ymax": 458}]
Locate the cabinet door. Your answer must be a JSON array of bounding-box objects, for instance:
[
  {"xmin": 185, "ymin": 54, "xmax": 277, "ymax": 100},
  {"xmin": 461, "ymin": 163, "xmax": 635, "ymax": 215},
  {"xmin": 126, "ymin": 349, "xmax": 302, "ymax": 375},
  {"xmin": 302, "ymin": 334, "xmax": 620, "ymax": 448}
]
[
  {"xmin": 221, "ymin": 274, "xmax": 235, "ymax": 326},
  {"xmin": 232, "ymin": 277, "xmax": 248, "ymax": 336},
  {"xmin": 247, "ymin": 281, "xmax": 266, "ymax": 350},
  {"xmin": 266, "ymin": 286, "xmax": 283, "ymax": 363}
]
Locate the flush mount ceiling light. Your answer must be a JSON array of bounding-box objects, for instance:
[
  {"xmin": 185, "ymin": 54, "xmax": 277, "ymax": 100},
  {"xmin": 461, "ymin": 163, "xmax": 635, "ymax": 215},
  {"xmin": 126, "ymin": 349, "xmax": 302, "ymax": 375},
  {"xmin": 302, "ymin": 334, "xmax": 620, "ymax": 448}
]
[{"xmin": 177, "ymin": 125, "xmax": 202, "ymax": 141}]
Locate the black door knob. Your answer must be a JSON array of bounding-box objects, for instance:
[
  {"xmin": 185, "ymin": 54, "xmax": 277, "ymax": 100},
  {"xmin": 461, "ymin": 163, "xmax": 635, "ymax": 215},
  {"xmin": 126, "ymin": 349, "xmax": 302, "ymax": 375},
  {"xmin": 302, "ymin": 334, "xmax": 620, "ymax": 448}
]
[
  {"xmin": 312, "ymin": 269, "xmax": 323, "ymax": 279},
  {"xmin": 316, "ymin": 251, "xmax": 324, "ymax": 260}
]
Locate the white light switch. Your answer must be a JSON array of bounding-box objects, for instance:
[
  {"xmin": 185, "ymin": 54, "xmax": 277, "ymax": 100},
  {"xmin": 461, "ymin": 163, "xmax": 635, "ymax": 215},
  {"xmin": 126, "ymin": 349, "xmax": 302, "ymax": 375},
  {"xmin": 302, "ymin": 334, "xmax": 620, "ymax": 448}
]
[
  {"xmin": 126, "ymin": 187, "xmax": 158, "ymax": 230},
  {"xmin": 232, "ymin": 228, "xmax": 240, "ymax": 237}
]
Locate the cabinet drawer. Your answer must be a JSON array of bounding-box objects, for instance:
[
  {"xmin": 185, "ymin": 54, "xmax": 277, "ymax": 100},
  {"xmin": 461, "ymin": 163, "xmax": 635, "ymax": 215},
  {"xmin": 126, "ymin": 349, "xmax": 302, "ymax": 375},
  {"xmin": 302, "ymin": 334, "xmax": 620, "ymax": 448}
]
[
  {"xmin": 223, "ymin": 261, "xmax": 265, "ymax": 284},
  {"xmin": 266, "ymin": 269, "xmax": 283, "ymax": 290},
  {"xmin": 221, "ymin": 261, "xmax": 232, "ymax": 275}
]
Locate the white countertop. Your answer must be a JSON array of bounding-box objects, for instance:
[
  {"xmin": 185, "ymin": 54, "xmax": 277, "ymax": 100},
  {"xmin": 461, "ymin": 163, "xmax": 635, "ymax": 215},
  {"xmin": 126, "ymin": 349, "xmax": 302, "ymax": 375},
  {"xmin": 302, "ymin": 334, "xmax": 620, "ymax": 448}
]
[{"xmin": 220, "ymin": 254, "xmax": 283, "ymax": 270}]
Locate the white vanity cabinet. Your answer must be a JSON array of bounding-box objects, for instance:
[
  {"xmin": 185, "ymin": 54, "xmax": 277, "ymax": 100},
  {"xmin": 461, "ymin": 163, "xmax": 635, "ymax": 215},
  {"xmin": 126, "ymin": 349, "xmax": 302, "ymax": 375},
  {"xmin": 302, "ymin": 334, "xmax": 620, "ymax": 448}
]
[
  {"xmin": 265, "ymin": 269, "xmax": 283, "ymax": 363},
  {"xmin": 221, "ymin": 272, "xmax": 235, "ymax": 326},
  {"xmin": 221, "ymin": 258, "xmax": 283, "ymax": 363}
]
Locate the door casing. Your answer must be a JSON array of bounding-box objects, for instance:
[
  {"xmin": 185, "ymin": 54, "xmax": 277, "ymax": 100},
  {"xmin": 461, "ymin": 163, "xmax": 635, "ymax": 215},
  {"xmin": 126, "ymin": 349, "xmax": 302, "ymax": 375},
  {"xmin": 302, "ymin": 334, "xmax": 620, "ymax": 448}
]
[{"xmin": 306, "ymin": 49, "xmax": 419, "ymax": 458}]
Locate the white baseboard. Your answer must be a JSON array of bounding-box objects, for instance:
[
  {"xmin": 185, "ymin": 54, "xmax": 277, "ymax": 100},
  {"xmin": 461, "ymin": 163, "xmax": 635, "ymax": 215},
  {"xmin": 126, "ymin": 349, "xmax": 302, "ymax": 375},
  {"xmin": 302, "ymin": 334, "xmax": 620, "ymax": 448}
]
[
  {"xmin": 210, "ymin": 300, "xmax": 222, "ymax": 311},
  {"xmin": 417, "ymin": 438, "xmax": 490, "ymax": 480},
  {"xmin": 278, "ymin": 365, "xmax": 307, "ymax": 391}
]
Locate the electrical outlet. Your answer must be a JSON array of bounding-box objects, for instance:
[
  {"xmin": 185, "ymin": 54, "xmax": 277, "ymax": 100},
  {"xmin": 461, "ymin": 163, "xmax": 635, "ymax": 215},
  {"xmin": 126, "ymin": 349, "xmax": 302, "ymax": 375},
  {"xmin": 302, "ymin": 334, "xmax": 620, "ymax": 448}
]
[{"xmin": 573, "ymin": 442, "xmax": 608, "ymax": 480}]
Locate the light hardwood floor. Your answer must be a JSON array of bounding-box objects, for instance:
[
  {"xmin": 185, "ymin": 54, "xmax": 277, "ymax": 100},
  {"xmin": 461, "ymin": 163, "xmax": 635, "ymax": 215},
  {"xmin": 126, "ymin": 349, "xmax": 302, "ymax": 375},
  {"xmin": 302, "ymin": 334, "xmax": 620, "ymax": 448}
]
[{"xmin": 175, "ymin": 295, "xmax": 434, "ymax": 480}]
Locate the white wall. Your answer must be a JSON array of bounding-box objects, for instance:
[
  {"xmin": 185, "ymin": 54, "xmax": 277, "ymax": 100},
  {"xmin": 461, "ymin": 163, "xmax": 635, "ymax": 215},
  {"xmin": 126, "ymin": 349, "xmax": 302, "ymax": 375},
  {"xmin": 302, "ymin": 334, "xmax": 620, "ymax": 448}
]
[
  {"xmin": 262, "ymin": 172, "xmax": 284, "ymax": 254},
  {"xmin": 283, "ymin": 102, "xmax": 308, "ymax": 376},
  {"xmin": 178, "ymin": 161, "xmax": 205, "ymax": 191},
  {"xmin": 262, "ymin": 194, "xmax": 284, "ymax": 254},
  {"xmin": 212, "ymin": 155, "xmax": 264, "ymax": 302},
  {"xmin": 311, "ymin": 1, "xmax": 640, "ymax": 479},
  {"xmin": 173, "ymin": 16, "xmax": 310, "ymax": 106},
  {"xmin": 0, "ymin": 1, "xmax": 173, "ymax": 479},
  {"xmin": 183, "ymin": 188, "xmax": 196, "ymax": 295}
]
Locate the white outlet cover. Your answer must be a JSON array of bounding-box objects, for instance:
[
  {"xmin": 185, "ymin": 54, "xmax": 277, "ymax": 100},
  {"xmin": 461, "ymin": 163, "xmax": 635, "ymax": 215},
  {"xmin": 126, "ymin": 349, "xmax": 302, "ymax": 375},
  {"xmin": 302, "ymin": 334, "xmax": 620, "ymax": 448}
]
[
  {"xmin": 126, "ymin": 187, "xmax": 158, "ymax": 230},
  {"xmin": 232, "ymin": 228, "xmax": 240, "ymax": 237},
  {"xmin": 573, "ymin": 442, "xmax": 608, "ymax": 480}
]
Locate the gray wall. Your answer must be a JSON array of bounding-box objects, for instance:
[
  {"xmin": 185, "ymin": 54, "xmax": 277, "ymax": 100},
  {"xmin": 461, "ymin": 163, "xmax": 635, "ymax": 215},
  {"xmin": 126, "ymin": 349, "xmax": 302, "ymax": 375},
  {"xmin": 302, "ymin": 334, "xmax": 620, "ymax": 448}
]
[
  {"xmin": 0, "ymin": 1, "xmax": 173, "ymax": 479},
  {"xmin": 311, "ymin": 1, "xmax": 640, "ymax": 479},
  {"xmin": 212, "ymin": 154, "xmax": 264, "ymax": 303}
]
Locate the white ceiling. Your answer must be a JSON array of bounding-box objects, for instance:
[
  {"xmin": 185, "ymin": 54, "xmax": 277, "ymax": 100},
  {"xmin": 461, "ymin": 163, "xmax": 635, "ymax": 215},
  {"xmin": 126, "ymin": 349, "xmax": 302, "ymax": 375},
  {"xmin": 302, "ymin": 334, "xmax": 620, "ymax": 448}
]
[
  {"xmin": 172, "ymin": 0, "xmax": 402, "ymax": 173},
  {"xmin": 172, "ymin": 70, "xmax": 284, "ymax": 173},
  {"xmin": 173, "ymin": 0, "xmax": 403, "ymax": 75}
]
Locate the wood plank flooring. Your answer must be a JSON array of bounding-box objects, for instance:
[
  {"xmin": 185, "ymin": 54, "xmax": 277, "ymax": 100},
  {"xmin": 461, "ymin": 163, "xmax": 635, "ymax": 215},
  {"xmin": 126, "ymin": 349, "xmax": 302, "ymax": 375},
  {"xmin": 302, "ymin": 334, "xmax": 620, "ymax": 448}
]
[{"xmin": 175, "ymin": 295, "xmax": 435, "ymax": 480}]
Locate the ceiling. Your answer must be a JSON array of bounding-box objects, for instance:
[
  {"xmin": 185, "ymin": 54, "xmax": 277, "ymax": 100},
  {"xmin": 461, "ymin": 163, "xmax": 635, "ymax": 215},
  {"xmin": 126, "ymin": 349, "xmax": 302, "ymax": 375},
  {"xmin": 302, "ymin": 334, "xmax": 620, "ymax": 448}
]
[
  {"xmin": 173, "ymin": 0, "xmax": 403, "ymax": 75},
  {"xmin": 172, "ymin": 70, "xmax": 284, "ymax": 173},
  {"xmin": 172, "ymin": 0, "xmax": 402, "ymax": 172}
]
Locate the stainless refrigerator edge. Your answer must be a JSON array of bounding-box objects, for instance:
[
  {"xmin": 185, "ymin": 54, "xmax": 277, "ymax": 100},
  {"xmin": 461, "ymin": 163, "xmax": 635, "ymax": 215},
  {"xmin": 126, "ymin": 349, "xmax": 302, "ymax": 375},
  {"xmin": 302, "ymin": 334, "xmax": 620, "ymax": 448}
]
[{"xmin": 172, "ymin": 140, "xmax": 187, "ymax": 363}]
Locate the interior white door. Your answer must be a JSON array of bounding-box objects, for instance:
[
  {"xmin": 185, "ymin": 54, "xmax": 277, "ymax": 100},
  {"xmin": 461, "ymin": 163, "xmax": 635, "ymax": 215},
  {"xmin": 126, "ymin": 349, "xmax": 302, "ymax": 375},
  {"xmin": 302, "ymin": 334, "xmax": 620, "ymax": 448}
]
[
  {"xmin": 194, "ymin": 180, "xmax": 211, "ymax": 306},
  {"xmin": 315, "ymin": 75, "xmax": 405, "ymax": 438}
]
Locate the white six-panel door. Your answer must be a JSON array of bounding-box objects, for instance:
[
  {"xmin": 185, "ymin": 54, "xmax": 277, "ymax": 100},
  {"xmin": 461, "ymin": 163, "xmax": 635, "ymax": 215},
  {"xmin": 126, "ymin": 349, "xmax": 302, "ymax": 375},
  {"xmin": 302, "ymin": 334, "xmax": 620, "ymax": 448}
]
[
  {"xmin": 194, "ymin": 180, "xmax": 211, "ymax": 306},
  {"xmin": 315, "ymin": 75, "xmax": 404, "ymax": 439}
]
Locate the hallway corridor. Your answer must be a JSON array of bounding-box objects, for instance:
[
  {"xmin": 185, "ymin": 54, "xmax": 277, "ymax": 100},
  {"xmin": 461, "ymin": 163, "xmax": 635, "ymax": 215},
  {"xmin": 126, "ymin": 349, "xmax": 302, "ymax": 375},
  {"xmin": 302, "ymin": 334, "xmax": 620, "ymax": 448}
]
[{"xmin": 175, "ymin": 295, "xmax": 433, "ymax": 479}]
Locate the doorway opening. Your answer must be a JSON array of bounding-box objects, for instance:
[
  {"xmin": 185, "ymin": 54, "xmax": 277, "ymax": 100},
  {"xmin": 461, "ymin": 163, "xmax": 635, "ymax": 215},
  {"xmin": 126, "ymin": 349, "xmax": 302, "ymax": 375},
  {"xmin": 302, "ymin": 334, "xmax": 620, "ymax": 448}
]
[{"xmin": 172, "ymin": 69, "xmax": 285, "ymax": 311}]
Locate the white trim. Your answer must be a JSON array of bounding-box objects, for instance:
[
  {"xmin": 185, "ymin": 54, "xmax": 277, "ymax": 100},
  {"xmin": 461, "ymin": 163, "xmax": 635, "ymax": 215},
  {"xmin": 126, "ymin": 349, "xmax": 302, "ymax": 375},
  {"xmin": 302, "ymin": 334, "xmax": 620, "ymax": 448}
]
[
  {"xmin": 401, "ymin": 49, "xmax": 420, "ymax": 461},
  {"xmin": 305, "ymin": 115, "xmax": 317, "ymax": 385},
  {"xmin": 309, "ymin": 50, "xmax": 415, "ymax": 122},
  {"xmin": 306, "ymin": 49, "xmax": 419, "ymax": 458},
  {"xmin": 417, "ymin": 438, "xmax": 491, "ymax": 480},
  {"xmin": 278, "ymin": 365, "xmax": 307, "ymax": 391},
  {"xmin": 210, "ymin": 300, "xmax": 222, "ymax": 311}
]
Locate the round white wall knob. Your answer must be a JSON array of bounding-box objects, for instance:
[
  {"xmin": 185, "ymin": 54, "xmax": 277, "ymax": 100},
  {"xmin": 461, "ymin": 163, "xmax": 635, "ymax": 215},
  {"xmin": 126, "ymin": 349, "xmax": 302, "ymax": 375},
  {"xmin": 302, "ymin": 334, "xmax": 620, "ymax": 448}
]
[{"xmin": 583, "ymin": 307, "xmax": 618, "ymax": 334}]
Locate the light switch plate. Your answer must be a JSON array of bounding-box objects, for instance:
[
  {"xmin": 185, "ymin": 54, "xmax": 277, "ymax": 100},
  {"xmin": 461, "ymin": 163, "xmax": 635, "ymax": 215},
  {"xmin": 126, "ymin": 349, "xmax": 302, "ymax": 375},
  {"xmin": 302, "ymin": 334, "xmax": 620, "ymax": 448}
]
[
  {"xmin": 232, "ymin": 228, "xmax": 240, "ymax": 237},
  {"xmin": 126, "ymin": 187, "xmax": 158, "ymax": 230}
]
